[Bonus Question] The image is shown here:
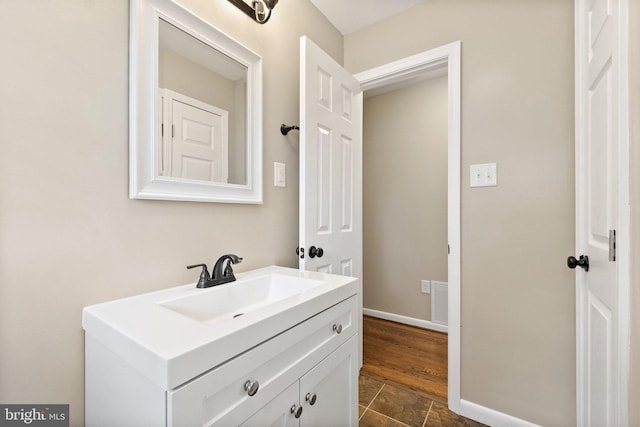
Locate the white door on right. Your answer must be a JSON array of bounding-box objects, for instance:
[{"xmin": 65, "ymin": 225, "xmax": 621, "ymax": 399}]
[{"xmin": 575, "ymin": 0, "xmax": 625, "ymax": 425}]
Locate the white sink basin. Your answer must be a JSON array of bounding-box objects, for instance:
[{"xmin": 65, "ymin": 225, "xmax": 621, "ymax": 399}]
[
  {"xmin": 82, "ymin": 266, "xmax": 359, "ymax": 390},
  {"xmin": 159, "ymin": 274, "xmax": 323, "ymax": 325}
]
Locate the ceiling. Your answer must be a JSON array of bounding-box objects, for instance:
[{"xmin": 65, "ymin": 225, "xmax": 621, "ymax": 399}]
[{"xmin": 309, "ymin": 0, "xmax": 428, "ymax": 35}]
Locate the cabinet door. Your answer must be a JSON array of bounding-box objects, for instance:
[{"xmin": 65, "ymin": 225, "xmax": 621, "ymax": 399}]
[
  {"xmin": 240, "ymin": 382, "xmax": 300, "ymax": 427},
  {"xmin": 299, "ymin": 335, "xmax": 358, "ymax": 427}
]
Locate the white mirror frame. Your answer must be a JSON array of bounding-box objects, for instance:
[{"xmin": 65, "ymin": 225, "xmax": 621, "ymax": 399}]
[{"xmin": 129, "ymin": 0, "xmax": 263, "ymax": 203}]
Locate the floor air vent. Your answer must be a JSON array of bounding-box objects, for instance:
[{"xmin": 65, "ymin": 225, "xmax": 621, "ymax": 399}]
[{"xmin": 431, "ymin": 281, "xmax": 448, "ymax": 326}]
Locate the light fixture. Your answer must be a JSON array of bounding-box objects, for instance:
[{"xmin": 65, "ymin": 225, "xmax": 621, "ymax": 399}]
[{"xmin": 227, "ymin": 0, "xmax": 279, "ymax": 24}]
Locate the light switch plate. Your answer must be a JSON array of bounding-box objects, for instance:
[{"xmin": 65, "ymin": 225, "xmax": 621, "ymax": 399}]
[
  {"xmin": 421, "ymin": 280, "xmax": 431, "ymax": 294},
  {"xmin": 470, "ymin": 163, "xmax": 497, "ymax": 187},
  {"xmin": 274, "ymin": 162, "xmax": 286, "ymax": 187}
]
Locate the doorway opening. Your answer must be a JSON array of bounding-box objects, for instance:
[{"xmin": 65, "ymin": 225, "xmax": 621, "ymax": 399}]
[
  {"xmin": 361, "ymin": 68, "xmax": 449, "ymax": 332},
  {"xmin": 361, "ymin": 69, "xmax": 448, "ymax": 403},
  {"xmin": 354, "ymin": 41, "xmax": 462, "ymax": 411}
]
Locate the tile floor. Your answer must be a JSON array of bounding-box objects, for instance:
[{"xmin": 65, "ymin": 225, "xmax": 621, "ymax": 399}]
[{"xmin": 359, "ymin": 374, "xmax": 487, "ymax": 427}]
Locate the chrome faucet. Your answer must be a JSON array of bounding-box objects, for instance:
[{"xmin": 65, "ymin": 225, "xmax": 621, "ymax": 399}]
[{"xmin": 187, "ymin": 254, "xmax": 243, "ymax": 288}]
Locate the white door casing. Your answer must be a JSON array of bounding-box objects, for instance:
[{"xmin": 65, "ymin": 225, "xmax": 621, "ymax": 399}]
[
  {"xmin": 299, "ymin": 36, "xmax": 362, "ymax": 279},
  {"xmin": 575, "ymin": 0, "xmax": 630, "ymax": 425},
  {"xmin": 354, "ymin": 42, "xmax": 462, "ymax": 415}
]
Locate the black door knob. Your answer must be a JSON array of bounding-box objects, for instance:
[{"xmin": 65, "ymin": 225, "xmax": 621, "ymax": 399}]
[
  {"xmin": 308, "ymin": 246, "xmax": 324, "ymax": 258},
  {"xmin": 567, "ymin": 255, "xmax": 589, "ymax": 272}
]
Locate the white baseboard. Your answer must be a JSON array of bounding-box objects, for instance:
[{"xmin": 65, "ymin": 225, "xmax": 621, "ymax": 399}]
[
  {"xmin": 362, "ymin": 308, "xmax": 448, "ymax": 333},
  {"xmin": 458, "ymin": 399, "xmax": 541, "ymax": 427}
]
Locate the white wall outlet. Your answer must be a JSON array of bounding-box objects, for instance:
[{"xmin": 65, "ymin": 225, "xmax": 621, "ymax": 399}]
[
  {"xmin": 274, "ymin": 162, "xmax": 286, "ymax": 187},
  {"xmin": 470, "ymin": 163, "xmax": 497, "ymax": 187},
  {"xmin": 421, "ymin": 280, "xmax": 431, "ymax": 294}
]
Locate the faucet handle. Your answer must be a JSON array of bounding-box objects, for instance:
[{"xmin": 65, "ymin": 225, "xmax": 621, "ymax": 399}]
[{"xmin": 187, "ymin": 264, "xmax": 211, "ymax": 288}]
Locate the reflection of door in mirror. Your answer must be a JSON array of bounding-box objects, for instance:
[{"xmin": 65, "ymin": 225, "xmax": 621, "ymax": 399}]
[
  {"xmin": 160, "ymin": 89, "xmax": 228, "ymax": 182},
  {"xmin": 158, "ymin": 19, "xmax": 247, "ymax": 185}
]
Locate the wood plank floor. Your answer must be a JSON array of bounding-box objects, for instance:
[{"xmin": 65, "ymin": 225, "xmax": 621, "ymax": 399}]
[{"xmin": 361, "ymin": 315, "xmax": 448, "ymax": 403}]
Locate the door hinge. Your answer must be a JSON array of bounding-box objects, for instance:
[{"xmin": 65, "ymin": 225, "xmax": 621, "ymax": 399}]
[
  {"xmin": 609, "ymin": 229, "xmax": 616, "ymax": 262},
  {"xmin": 447, "ymin": 244, "xmax": 450, "ymax": 255},
  {"xmin": 161, "ymin": 123, "xmax": 164, "ymax": 137},
  {"xmin": 171, "ymin": 124, "xmax": 175, "ymax": 138}
]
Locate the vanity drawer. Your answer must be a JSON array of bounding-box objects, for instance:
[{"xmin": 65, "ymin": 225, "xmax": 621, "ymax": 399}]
[{"xmin": 168, "ymin": 295, "xmax": 358, "ymax": 426}]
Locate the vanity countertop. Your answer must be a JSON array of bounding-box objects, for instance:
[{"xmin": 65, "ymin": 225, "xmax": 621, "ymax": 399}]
[{"xmin": 82, "ymin": 266, "xmax": 359, "ymax": 390}]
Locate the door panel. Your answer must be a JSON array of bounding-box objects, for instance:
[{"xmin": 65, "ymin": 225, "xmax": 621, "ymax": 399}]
[
  {"xmin": 576, "ymin": 0, "xmax": 623, "ymax": 425},
  {"xmin": 299, "ymin": 36, "xmax": 362, "ymax": 279},
  {"xmin": 340, "ymin": 136, "xmax": 353, "ymax": 232},
  {"xmin": 160, "ymin": 89, "xmax": 229, "ymax": 183},
  {"xmin": 172, "ymin": 100, "xmax": 228, "ymax": 182},
  {"xmin": 316, "ymin": 126, "xmax": 331, "ymax": 234}
]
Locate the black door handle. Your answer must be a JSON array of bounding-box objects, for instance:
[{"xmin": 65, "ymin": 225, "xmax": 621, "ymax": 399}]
[
  {"xmin": 308, "ymin": 246, "xmax": 324, "ymax": 258},
  {"xmin": 567, "ymin": 255, "xmax": 589, "ymax": 272}
]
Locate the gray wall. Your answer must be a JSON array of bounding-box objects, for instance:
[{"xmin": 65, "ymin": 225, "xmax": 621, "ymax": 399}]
[
  {"xmin": 0, "ymin": 0, "xmax": 341, "ymax": 423},
  {"xmin": 363, "ymin": 77, "xmax": 448, "ymax": 322},
  {"xmin": 346, "ymin": 0, "xmax": 576, "ymax": 425}
]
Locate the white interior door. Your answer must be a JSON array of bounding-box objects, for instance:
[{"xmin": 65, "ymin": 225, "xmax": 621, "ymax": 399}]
[
  {"xmin": 163, "ymin": 89, "xmax": 229, "ymax": 183},
  {"xmin": 575, "ymin": 0, "xmax": 628, "ymax": 425},
  {"xmin": 298, "ymin": 35, "xmax": 362, "ymax": 278}
]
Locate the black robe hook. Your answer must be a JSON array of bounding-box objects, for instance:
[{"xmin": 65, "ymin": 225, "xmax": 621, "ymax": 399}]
[{"xmin": 280, "ymin": 124, "xmax": 300, "ymax": 135}]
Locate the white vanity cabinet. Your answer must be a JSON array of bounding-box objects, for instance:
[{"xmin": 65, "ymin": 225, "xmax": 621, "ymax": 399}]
[
  {"xmin": 240, "ymin": 336, "xmax": 358, "ymax": 427},
  {"xmin": 83, "ymin": 267, "xmax": 360, "ymax": 427},
  {"xmin": 168, "ymin": 296, "xmax": 359, "ymax": 426}
]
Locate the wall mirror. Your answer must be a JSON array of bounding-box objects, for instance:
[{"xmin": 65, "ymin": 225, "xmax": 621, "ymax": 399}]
[{"xmin": 130, "ymin": 0, "xmax": 263, "ymax": 203}]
